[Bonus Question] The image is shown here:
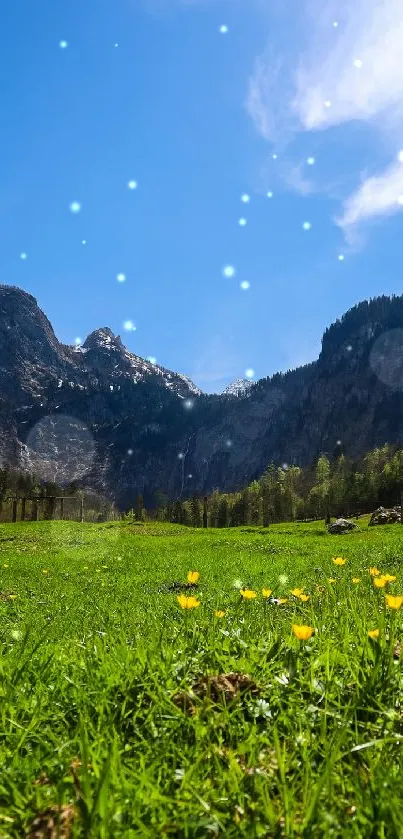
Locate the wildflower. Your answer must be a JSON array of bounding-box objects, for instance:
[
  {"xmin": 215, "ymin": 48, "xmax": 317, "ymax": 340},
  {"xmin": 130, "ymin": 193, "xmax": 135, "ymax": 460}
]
[
  {"xmin": 262, "ymin": 588, "xmax": 272, "ymax": 598},
  {"xmin": 368, "ymin": 629, "xmax": 380, "ymax": 639},
  {"xmin": 291, "ymin": 588, "xmax": 305, "ymax": 597},
  {"xmin": 11, "ymin": 629, "xmax": 22, "ymax": 641},
  {"xmin": 233, "ymin": 579, "xmax": 244, "ymax": 590},
  {"xmin": 278, "ymin": 574, "xmax": 288, "ymax": 585},
  {"xmin": 278, "ymin": 597, "xmax": 288, "ymax": 605},
  {"xmin": 215, "ymin": 610, "xmax": 226, "ymax": 618},
  {"xmin": 187, "ymin": 570, "xmax": 200, "ymax": 584},
  {"xmin": 383, "ymin": 574, "xmax": 396, "ymax": 583},
  {"xmin": 8, "ymin": 594, "xmax": 18, "ymax": 600},
  {"xmin": 177, "ymin": 594, "xmax": 200, "ymax": 610},
  {"xmin": 42, "ymin": 569, "xmax": 48, "ymax": 575},
  {"xmin": 374, "ymin": 576, "xmax": 387, "ymax": 588},
  {"xmin": 385, "ymin": 594, "xmax": 403, "ymax": 610},
  {"xmin": 299, "ymin": 593, "xmax": 310, "ymax": 602},
  {"xmin": 369, "ymin": 567, "xmax": 380, "ymax": 576},
  {"xmin": 328, "ymin": 578, "xmax": 336, "ymax": 584},
  {"xmin": 292, "ymin": 624, "xmax": 314, "ymax": 641},
  {"xmin": 332, "ymin": 557, "xmax": 346, "ymax": 566},
  {"xmin": 352, "ymin": 578, "xmax": 360, "ymax": 584},
  {"xmin": 3, "ymin": 564, "xmax": 9, "ymax": 568},
  {"xmin": 240, "ymin": 589, "xmax": 257, "ymax": 600},
  {"xmin": 83, "ymin": 565, "xmax": 88, "ymax": 570}
]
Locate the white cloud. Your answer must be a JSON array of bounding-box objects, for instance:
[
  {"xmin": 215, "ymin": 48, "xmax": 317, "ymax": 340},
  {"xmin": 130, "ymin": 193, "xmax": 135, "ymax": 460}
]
[
  {"xmin": 292, "ymin": 0, "xmax": 403, "ymax": 133},
  {"xmin": 247, "ymin": 0, "xmax": 403, "ymax": 234},
  {"xmin": 337, "ymin": 160, "xmax": 403, "ymax": 232}
]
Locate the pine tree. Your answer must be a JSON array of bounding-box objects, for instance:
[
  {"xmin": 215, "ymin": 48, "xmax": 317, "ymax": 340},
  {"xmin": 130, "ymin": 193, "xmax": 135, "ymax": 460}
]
[
  {"xmin": 217, "ymin": 498, "xmax": 229, "ymax": 528},
  {"xmin": 190, "ymin": 496, "xmax": 202, "ymax": 527},
  {"xmin": 135, "ymin": 494, "xmax": 144, "ymax": 521}
]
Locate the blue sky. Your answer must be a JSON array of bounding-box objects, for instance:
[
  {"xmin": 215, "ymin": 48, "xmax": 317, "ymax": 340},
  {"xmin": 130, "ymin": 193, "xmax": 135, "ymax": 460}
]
[{"xmin": 2, "ymin": 0, "xmax": 403, "ymax": 392}]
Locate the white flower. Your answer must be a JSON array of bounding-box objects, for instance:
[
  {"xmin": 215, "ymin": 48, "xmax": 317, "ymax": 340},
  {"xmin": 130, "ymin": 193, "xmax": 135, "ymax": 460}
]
[{"xmin": 253, "ymin": 699, "xmax": 272, "ymax": 718}]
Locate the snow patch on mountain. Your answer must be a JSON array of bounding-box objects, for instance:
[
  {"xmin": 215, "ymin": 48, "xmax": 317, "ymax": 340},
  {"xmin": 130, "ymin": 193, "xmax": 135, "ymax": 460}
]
[{"xmin": 223, "ymin": 378, "xmax": 255, "ymax": 397}]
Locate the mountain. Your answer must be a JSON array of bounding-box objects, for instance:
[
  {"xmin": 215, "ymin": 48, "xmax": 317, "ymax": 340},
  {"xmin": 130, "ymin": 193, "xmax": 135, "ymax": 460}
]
[
  {"xmin": 1, "ymin": 284, "xmax": 403, "ymax": 509},
  {"xmin": 223, "ymin": 378, "xmax": 255, "ymax": 397}
]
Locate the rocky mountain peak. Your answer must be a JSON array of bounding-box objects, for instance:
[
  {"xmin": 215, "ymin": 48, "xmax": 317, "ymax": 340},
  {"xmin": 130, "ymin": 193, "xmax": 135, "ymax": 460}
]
[
  {"xmin": 82, "ymin": 327, "xmax": 123, "ymax": 351},
  {"xmin": 223, "ymin": 378, "xmax": 255, "ymax": 397}
]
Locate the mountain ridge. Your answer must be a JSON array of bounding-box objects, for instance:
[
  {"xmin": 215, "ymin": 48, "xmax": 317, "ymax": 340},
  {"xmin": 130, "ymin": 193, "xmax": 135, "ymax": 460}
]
[{"xmin": 1, "ymin": 284, "xmax": 403, "ymax": 509}]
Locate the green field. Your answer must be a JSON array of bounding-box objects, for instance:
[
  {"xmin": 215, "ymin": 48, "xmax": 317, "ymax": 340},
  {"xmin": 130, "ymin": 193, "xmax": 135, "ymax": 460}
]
[{"xmin": 0, "ymin": 519, "xmax": 403, "ymax": 837}]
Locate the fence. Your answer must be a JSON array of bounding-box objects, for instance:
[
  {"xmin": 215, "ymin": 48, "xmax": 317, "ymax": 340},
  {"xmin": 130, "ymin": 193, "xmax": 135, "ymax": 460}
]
[{"xmin": 0, "ymin": 496, "xmax": 121, "ymax": 524}]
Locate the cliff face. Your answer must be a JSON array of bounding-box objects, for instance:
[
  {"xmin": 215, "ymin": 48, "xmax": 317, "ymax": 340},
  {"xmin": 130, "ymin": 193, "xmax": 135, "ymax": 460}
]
[{"xmin": 1, "ymin": 285, "xmax": 403, "ymax": 508}]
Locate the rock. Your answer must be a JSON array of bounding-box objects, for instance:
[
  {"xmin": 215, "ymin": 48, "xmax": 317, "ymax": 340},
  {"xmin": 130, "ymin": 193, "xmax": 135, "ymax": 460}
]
[
  {"xmin": 368, "ymin": 506, "xmax": 401, "ymax": 526},
  {"xmin": 327, "ymin": 518, "xmax": 358, "ymax": 534}
]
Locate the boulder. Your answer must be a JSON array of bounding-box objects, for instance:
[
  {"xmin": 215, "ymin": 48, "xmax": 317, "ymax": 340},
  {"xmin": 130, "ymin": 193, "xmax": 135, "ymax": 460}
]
[
  {"xmin": 368, "ymin": 506, "xmax": 401, "ymax": 526},
  {"xmin": 327, "ymin": 518, "xmax": 358, "ymax": 534}
]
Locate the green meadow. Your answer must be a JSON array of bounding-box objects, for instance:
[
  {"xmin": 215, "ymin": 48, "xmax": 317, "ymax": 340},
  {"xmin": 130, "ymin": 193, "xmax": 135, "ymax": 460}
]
[{"xmin": 0, "ymin": 519, "xmax": 403, "ymax": 837}]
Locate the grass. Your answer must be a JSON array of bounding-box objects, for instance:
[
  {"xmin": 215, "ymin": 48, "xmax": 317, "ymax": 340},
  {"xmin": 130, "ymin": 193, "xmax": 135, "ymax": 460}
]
[{"xmin": 0, "ymin": 518, "xmax": 403, "ymax": 837}]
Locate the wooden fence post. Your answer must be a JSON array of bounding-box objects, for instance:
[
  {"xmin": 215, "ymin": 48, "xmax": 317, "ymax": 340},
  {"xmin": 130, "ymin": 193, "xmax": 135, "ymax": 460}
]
[
  {"xmin": 21, "ymin": 497, "xmax": 26, "ymax": 522},
  {"xmin": 80, "ymin": 496, "xmax": 84, "ymax": 523},
  {"xmin": 60, "ymin": 497, "xmax": 64, "ymax": 520},
  {"xmin": 12, "ymin": 498, "xmax": 17, "ymax": 523},
  {"xmin": 203, "ymin": 496, "xmax": 208, "ymax": 529},
  {"xmin": 32, "ymin": 498, "xmax": 39, "ymax": 521}
]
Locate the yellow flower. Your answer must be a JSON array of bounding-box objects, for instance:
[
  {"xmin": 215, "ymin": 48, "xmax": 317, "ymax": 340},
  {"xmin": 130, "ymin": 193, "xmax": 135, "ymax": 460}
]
[
  {"xmin": 369, "ymin": 567, "xmax": 380, "ymax": 576},
  {"xmin": 374, "ymin": 576, "xmax": 387, "ymax": 588},
  {"xmin": 352, "ymin": 577, "xmax": 361, "ymax": 584},
  {"xmin": 83, "ymin": 565, "xmax": 88, "ymax": 570},
  {"xmin": 240, "ymin": 589, "xmax": 257, "ymax": 599},
  {"xmin": 3, "ymin": 564, "xmax": 9, "ymax": 568},
  {"xmin": 214, "ymin": 610, "xmax": 226, "ymax": 618},
  {"xmin": 278, "ymin": 597, "xmax": 288, "ymax": 605},
  {"xmin": 328, "ymin": 578, "xmax": 336, "ymax": 584},
  {"xmin": 8, "ymin": 594, "xmax": 18, "ymax": 600},
  {"xmin": 299, "ymin": 593, "xmax": 310, "ymax": 602},
  {"xmin": 368, "ymin": 629, "xmax": 380, "ymax": 639},
  {"xmin": 385, "ymin": 594, "xmax": 403, "ymax": 610},
  {"xmin": 177, "ymin": 594, "xmax": 200, "ymax": 610},
  {"xmin": 42, "ymin": 569, "xmax": 48, "ymax": 575},
  {"xmin": 292, "ymin": 624, "xmax": 314, "ymax": 641},
  {"xmin": 383, "ymin": 574, "xmax": 396, "ymax": 583},
  {"xmin": 332, "ymin": 557, "xmax": 346, "ymax": 566},
  {"xmin": 187, "ymin": 570, "xmax": 200, "ymax": 584},
  {"xmin": 262, "ymin": 588, "xmax": 272, "ymax": 598},
  {"xmin": 291, "ymin": 588, "xmax": 305, "ymax": 597}
]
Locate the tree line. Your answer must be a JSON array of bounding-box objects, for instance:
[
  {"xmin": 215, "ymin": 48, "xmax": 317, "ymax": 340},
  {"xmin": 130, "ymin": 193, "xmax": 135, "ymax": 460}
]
[
  {"xmin": 155, "ymin": 444, "xmax": 403, "ymax": 527},
  {"xmin": 1, "ymin": 442, "xmax": 402, "ymax": 526}
]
